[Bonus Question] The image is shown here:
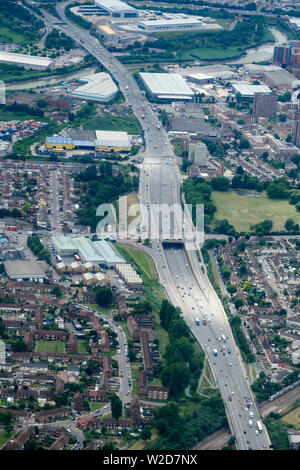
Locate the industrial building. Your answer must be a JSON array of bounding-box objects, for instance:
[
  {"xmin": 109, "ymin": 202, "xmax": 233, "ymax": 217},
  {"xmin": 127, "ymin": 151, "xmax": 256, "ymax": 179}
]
[
  {"xmin": 95, "ymin": 130, "xmax": 131, "ymax": 152},
  {"xmin": 0, "ymin": 52, "xmax": 53, "ymax": 69},
  {"xmin": 4, "ymin": 260, "xmax": 47, "ymax": 282},
  {"xmin": 167, "ymin": 116, "xmax": 220, "ymax": 139},
  {"xmin": 115, "ymin": 264, "xmax": 143, "ymax": 289},
  {"xmin": 263, "ymin": 69, "xmax": 296, "ymax": 90},
  {"xmin": 94, "ymin": 0, "xmax": 139, "ymax": 17},
  {"xmin": 46, "ymin": 129, "xmax": 132, "ymax": 153},
  {"xmin": 82, "ymin": 272, "xmax": 109, "ymax": 285},
  {"xmin": 138, "ymin": 17, "xmax": 203, "ymax": 32},
  {"xmin": 232, "ymin": 83, "xmax": 272, "ymax": 98},
  {"xmin": 185, "ymin": 73, "xmax": 214, "ymax": 84},
  {"xmin": 71, "ymin": 72, "xmax": 118, "ymax": 102},
  {"xmin": 52, "ymin": 236, "xmax": 125, "ymax": 266},
  {"xmin": 139, "ymin": 73, "xmax": 194, "ymax": 101}
]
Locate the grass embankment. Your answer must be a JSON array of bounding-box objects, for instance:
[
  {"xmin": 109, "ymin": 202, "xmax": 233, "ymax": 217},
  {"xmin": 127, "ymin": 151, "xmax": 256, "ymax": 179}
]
[
  {"xmin": 0, "ymin": 430, "xmax": 14, "ymax": 449},
  {"xmin": 280, "ymin": 400, "xmax": 300, "ymax": 430},
  {"xmin": 128, "ymin": 430, "xmax": 159, "ymax": 450},
  {"xmin": 212, "ymin": 190, "xmax": 300, "ymax": 232}
]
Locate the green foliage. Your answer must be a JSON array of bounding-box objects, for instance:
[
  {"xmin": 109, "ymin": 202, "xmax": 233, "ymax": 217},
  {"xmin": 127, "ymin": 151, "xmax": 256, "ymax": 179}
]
[
  {"xmin": 95, "ymin": 286, "xmax": 113, "ymax": 307},
  {"xmin": 251, "ymin": 372, "xmax": 281, "ymax": 402},
  {"xmin": 211, "ymin": 177, "xmax": 231, "ymax": 191},
  {"xmin": 251, "ymin": 219, "xmax": 273, "ymax": 236},
  {"xmin": 230, "ymin": 316, "xmax": 255, "ymax": 363},
  {"xmin": 75, "ymin": 163, "xmax": 138, "ymax": 230},
  {"xmin": 111, "ymin": 393, "xmax": 122, "ymax": 421},
  {"xmin": 264, "ymin": 416, "xmax": 289, "ymax": 450},
  {"xmin": 159, "ymin": 300, "xmax": 204, "ymax": 397},
  {"xmin": 27, "ymin": 236, "xmax": 51, "ymax": 264},
  {"xmin": 45, "ymin": 29, "xmax": 75, "ymax": 51},
  {"xmin": 267, "ymin": 183, "xmax": 290, "ymax": 200},
  {"xmin": 150, "ymin": 396, "xmax": 226, "ymax": 450},
  {"xmin": 278, "ymin": 92, "xmax": 292, "ymax": 103},
  {"xmin": 0, "ymin": 0, "xmax": 43, "ymax": 45}
]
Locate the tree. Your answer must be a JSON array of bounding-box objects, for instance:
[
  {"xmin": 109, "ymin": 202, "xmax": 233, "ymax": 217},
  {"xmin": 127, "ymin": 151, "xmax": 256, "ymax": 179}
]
[
  {"xmin": 285, "ymin": 218, "xmax": 296, "ymax": 232},
  {"xmin": 227, "ymin": 283, "xmax": 237, "ymax": 295},
  {"xmin": 12, "ymin": 340, "xmax": 27, "ymax": 352},
  {"xmin": 267, "ymin": 183, "xmax": 289, "ymax": 199},
  {"xmin": 95, "ymin": 286, "xmax": 113, "ymax": 307},
  {"xmin": 161, "ymin": 362, "xmax": 190, "ymax": 397},
  {"xmin": 234, "ymin": 297, "xmax": 244, "ymax": 310},
  {"xmin": 111, "ymin": 394, "xmax": 122, "ymax": 421},
  {"xmin": 239, "ymin": 138, "xmax": 250, "ymax": 149},
  {"xmin": 211, "ymin": 176, "xmax": 231, "ymax": 191},
  {"xmin": 52, "ymin": 286, "xmax": 62, "ymax": 298},
  {"xmin": 140, "ymin": 427, "xmax": 152, "ymax": 442},
  {"xmin": 23, "ymin": 202, "xmax": 31, "ymax": 213}
]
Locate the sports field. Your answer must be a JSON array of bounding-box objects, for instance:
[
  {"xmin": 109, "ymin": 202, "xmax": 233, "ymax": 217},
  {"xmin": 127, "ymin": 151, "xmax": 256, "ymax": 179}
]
[
  {"xmin": 212, "ymin": 190, "xmax": 300, "ymax": 232},
  {"xmin": 35, "ymin": 340, "xmax": 65, "ymax": 354}
]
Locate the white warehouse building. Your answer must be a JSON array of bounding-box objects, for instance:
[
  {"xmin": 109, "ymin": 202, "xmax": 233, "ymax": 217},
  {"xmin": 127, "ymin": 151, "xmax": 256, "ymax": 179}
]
[
  {"xmin": 139, "ymin": 73, "xmax": 194, "ymax": 101},
  {"xmin": 138, "ymin": 18, "xmax": 203, "ymax": 32},
  {"xmin": 94, "ymin": 0, "xmax": 139, "ymax": 17},
  {"xmin": 71, "ymin": 72, "xmax": 118, "ymax": 102}
]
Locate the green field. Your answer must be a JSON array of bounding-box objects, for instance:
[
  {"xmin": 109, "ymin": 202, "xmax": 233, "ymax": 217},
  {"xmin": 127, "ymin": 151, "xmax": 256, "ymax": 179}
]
[
  {"xmin": 78, "ymin": 339, "xmax": 87, "ymax": 354},
  {"xmin": 212, "ymin": 190, "xmax": 300, "ymax": 232},
  {"xmin": 180, "ymin": 46, "xmax": 245, "ymax": 61},
  {"xmin": 0, "ymin": 430, "xmax": 14, "ymax": 449},
  {"xmin": 83, "ymin": 114, "xmax": 142, "ymax": 134},
  {"xmin": 35, "ymin": 340, "xmax": 65, "ymax": 354},
  {"xmin": 89, "ymin": 402, "xmax": 107, "ymax": 412},
  {"xmin": 281, "ymin": 406, "xmax": 300, "ymax": 430}
]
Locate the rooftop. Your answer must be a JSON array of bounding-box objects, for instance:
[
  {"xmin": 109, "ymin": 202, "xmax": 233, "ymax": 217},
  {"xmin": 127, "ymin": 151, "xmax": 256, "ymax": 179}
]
[
  {"xmin": 52, "ymin": 236, "xmax": 125, "ymax": 264},
  {"xmin": 71, "ymin": 73, "xmax": 118, "ymax": 102},
  {"xmin": 232, "ymin": 83, "xmax": 272, "ymax": 97},
  {"xmin": 95, "ymin": 0, "xmax": 137, "ymax": 13},
  {"xmin": 95, "ymin": 130, "xmax": 131, "ymax": 147},
  {"xmin": 139, "ymin": 73, "xmax": 194, "ymax": 98},
  {"xmin": 0, "ymin": 52, "xmax": 52, "ymax": 68}
]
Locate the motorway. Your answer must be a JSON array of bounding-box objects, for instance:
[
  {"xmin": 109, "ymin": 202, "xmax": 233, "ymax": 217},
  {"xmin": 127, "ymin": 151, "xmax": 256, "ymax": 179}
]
[{"xmin": 35, "ymin": 2, "xmax": 271, "ymax": 450}]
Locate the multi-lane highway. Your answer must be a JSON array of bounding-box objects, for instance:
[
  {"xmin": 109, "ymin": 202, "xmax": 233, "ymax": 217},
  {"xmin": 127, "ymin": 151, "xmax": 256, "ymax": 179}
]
[{"xmin": 35, "ymin": 2, "xmax": 271, "ymax": 450}]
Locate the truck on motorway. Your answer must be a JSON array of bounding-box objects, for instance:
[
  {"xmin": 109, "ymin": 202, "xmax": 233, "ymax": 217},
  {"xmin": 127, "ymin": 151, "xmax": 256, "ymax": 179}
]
[
  {"xmin": 213, "ymin": 349, "xmax": 218, "ymax": 356},
  {"xmin": 257, "ymin": 420, "xmax": 262, "ymax": 433},
  {"xmin": 195, "ymin": 317, "xmax": 200, "ymax": 326}
]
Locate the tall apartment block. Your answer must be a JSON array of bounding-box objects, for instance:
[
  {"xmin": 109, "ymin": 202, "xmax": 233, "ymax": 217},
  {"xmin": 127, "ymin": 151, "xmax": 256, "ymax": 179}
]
[
  {"xmin": 252, "ymin": 92, "xmax": 277, "ymax": 121},
  {"xmin": 188, "ymin": 142, "xmax": 209, "ymax": 164}
]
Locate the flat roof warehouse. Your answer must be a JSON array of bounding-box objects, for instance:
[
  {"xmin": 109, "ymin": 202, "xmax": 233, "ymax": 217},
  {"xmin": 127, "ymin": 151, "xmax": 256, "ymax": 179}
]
[
  {"xmin": 71, "ymin": 72, "xmax": 118, "ymax": 102},
  {"xmin": 0, "ymin": 52, "xmax": 52, "ymax": 69},
  {"xmin": 95, "ymin": 0, "xmax": 139, "ymax": 17},
  {"xmin": 52, "ymin": 236, "xmax": 125, "ymax": 265},
  {"xmin": 139, "ymin": 73, "xmax": 194, "ymax": 100}
]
